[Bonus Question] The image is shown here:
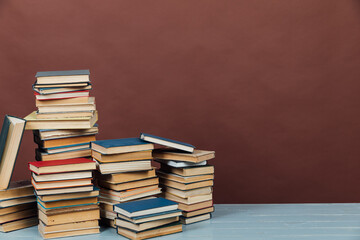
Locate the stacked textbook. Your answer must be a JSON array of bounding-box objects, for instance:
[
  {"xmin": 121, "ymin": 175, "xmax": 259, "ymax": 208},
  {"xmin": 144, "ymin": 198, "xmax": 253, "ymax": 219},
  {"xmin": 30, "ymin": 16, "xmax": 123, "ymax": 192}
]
[
  {"xmin": 0, "ymin": 181, "xmax": 37, "ymax": 232},
  {"xmin": 114, "ymin": 197, "xmax": 182, "ymax": 239},
  {"xmin": 141, "ymin": 133, "xmax": 215, "ymax": 224},
  {"xmin": 28, "ymin": 158, "xmax": 100, "ymax": 239},
  {"xmin": 91, "ymin": 138, "xmax": 162, "ymax": 227}
]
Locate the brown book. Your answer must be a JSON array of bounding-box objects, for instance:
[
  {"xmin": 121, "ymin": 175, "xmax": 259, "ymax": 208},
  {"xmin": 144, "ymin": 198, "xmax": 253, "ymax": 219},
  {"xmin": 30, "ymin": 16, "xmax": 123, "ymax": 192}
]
[
  {"xmin": 35, "ymin": 186, "xmax": 94, "ymax": 196},
  {"xmin": 38, "ymin": 197, "xmax": 98, "ymax": 209},
  {"xmin": 162, "ymin": 186, "xmax": 212, "ymax": 198},
  {"xmin": 39, "ymin": 227, "xmax": 100, "ymax": 239},
  {"xmin": 0, "ymin": 181, "xmax": 34, "ymax": 201},
  {"xmin": 182, "ymin": 206, "xmax": 214, "ymax": 218},
  {"xmin": 37, "ymin": 111, "xmax": 94, "ymax": 119},
  {"xmin": 157, "ymin": 170, "xmax": 214, "ymax": 184},
  {"xmin": 38, "ymin": 190, "xmax": 99, "ymax": 202},
  {"xmin": 92, "ymin": 150, "xmax": 153, "ymax": 163},
  {"xmin": 35, "ymin": 135, "xmax": 96, "ymax": 148},
  {"xmin": 178, "ymin": 200, "xmax": 213, "ymax": 212},
  {"xmin": 0, "ymin": 208, "xmax": 37, "ymax": 224},
  {"xmin": 153, "ymin": 149, "xmax": 215, "ymax": 163},
  {"xmin": 98, "ymin": 168, "xmax": 156, "ymax": 184},
  {"xmin": 36, "ymin": 149, "xmax": 91, "ymax": 161},
  {"xmin": 100, "ymin": 209, "xmax": 117, "ymax": 220},
  {"xmin": 115, "ymin": 217, "xmax": 179, "ymax": 232},
  {"xmin": 39, "ymin": 208, "xmax": 100, "ymax": 225},
  {"xmin": 32, "ymin": 178, "xmax": 93, "ymax": 190},
  {"xmin": 38, "ymin": 219, "xmax": 99, "ymax": 234},
  {"xmin": 36, "ymin": 97, "xmax": 90, "ymax": 107},
  {"xmin": 38, "ymin": 204, "xmax": 99, "ymax": 215},
  {"xmin": 0, "ymin": 196, "xmax": 36, "ymax": 208},
  {"xmin": 0, "ymin": 217, "xmax": 38, "ymax": 232},
  {"xmin": 180, "ymin": 213, "xmax": 211, "ymax": 224},
  {"xmin": 160, "ymin": 179, "xmax": 213, "ymax": 191},
  {"xmin": 34, "ymin": 127, "xmax": 98, "ymax": 141},
  {"xmin": 161, "ymin": 164, "xmax": 214, "ymax": 176},
  {"xmin": 163, "ymin": 192, "xmax": 213, "ymax": 205},
  {"xmin": 117, "ymin": 222, "xmax": 182, "ymax": 240},
  {"xmin": 0, "ymin": 202, "xmax": 37, "ymax": 216},
  {"xmin": 98, "ymin": 178, "xmax": 159, "ymax": 191}
]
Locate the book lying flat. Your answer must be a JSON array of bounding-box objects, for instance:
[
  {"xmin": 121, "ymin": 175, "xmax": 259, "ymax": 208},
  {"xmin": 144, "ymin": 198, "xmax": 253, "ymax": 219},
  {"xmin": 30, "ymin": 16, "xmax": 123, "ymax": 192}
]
[
  {"xmin": 37, "ymin": 97, "xmax": 95, "ymax": 113},
  {"xmin": 38, "ymin": 189, "xmax": 99, "ymax": 202},
  {"xmin": 115, "ymin": 216, "xmax": 179, "ymax": 232},
  {"xmin": 32, "ymin": 171, "xmax": 92, "ymax": 182},
  {"xmin": 29, "ymin": 158, "xmax": 96, "ymax": 175},
  {"xmin": 98, "ymin": 168, "xmax": 156, "ymax": 184},
  {"xmin": 160, "ymin": 178, "xmax": 213, "ymax": 191},
  {"xmin": 0, "ymin": 216, "xmax": 38, "ymax": 233},
  {"xmin": 98, "ymin": 177, "xmax": 159, "ymax": 191},
  {"xmin": 39, "ymin": 208, "xmax": 100, "ymax": 226},
  {"xmin": 153, "ymin": 149, "xmax": 215, "ymax": 163},
  {"xmin": 113, "ymin": 197, "xmax": 178, "ymax": 218},
  {"xmin": 43, "ymin": 143, "xmax": 90, "ymax": 154},
  {"xmin": 163, "ymin": 192, "xmax": 213, "ymax": 205},
  {"xmin": 34, "ymin": 126, "xmax": 98, "ymax": 140},
  {"xmin": 182, "ymin": 206, "xmax": 214, "ymax": 218},
  {"xmin": 35, "ymin": 69, "xmax": 90, "ymax": 85},
  {"xmin": 0, "ymin": 196, "xmax": 36, "ymax": 208},
  {"xmin": 38, "ymin": 203, "xmax": 99, "ymax": 215},
  {"xmin": 37, "ymin": 196, "xmax": 98, "ymax": 210},
  {"xmin": 116, "ymin": 209, "xmax": 182, "ymax": 224},
  {"xmin": 36, "ymin": 111, "xmax": 94, "ymax": 120},
  {"xmin": 91, "ymin": 138, "xmax": 154, "ymax": 155},
  {"xmin": 0, "ymin": 115, "xmax": 26, "ymax": 190},
  {"xmin": 36, "ymin": 148, "xmax": 91, "ymax": 161},
  {"xmin": 0, "ymin": 208, "xmax": 37, "ymax": 224},
  {"xmin": 162, "ymin": 186, "xmax": 212, "ymax": 198},
  {"xmin": 35, "ymin": 91, "xmax": 90, "ymax": 100},
  {"xmin": 35, "ymin": 185, "xmax": 94, "ymax": 196},
  {"xmin": 92, "ymin": 149, "xmax": 153, "ymax": 163},
  {"xmin": 24, "ymin": 111, "xmax": 98, "ymax": 130},
  {"xmin": 160, "ymin": 164, "xmax": 214, "ymax": 177},
  {"xmin": 100, "ymin": 185, "xmax": 161, "ymax": 202},
  {"xmin": 33, "ymin": 84, "xmax": 92, "ymax": 95},
  {"xmin": 157, "ymin": 171, "xmax": 214, "ymax": 184},
  {"xmin": 177, "ymin": 200, "xmax": 213, "ymax": 212},
  {"xmin": 180, "ymin": 213, "xmax": 211, "ymax": 224},
  {"xmin": 35, "ymin": 97, "xmax": 90, "ymax": 107},
  {"xmin": 0, "ymin": 181, "xmax": 34, "ymax": 201},
  {"xmin": 38, "ymin": 219, "xmax": 98, "ymax": 235},
  {"xmin": 96, "ymin": 159, "xmax": 152, "ymax": 174},
  {"xmin": 32, "ymin": 178, "xmax": 93, "ymax": 190},
  {"xmin": 156, "ymin": 159, "xmax": 207, "ymax": 168},
  {"xmin": 35, "ymin": 134, "xmax": 96, "ymax": 148},
  {"xmin": 40, "ymin": 227, "xmax": 99, "ymax": 239},
  {"xmin": 117, "ymin": 222, "xmax": 182, "ymax": 240},
  {"xmin": 0, "ymin": 202, "xmax": 36, "ymax": 215},
  {"xmin": 140, "ymin": 133, "xmax": 195, "ymax": 153}
]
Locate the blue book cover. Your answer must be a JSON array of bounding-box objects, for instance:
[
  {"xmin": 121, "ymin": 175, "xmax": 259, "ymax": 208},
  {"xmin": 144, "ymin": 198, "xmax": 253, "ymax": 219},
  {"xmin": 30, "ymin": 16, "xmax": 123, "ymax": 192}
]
[
  {"xmin": 114, "ymin": 197, "xmax": 178, "ymax": 214},
  {"xmin": 92, "ymin": 138, "xmax": 150, "ymax": 149},
  {"xmin": 35, "ymin": 69, "xmax": 90, "ymax": 77},
  {"xmin": 37, "ymin": 200, "xmax": 97, "ymax": 210},
  {"xmin": 140, "ymin": 133, "xmax": 195, "ymax": 152},
  {"xmin": 126, "ymin": 209, "xmax": 182, "ymax": 220}
]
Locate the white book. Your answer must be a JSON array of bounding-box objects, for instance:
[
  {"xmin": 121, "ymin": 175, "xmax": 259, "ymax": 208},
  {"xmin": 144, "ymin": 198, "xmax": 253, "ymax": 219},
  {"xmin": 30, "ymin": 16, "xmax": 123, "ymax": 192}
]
[{"xmin": 156, "ymin": 159, "xmax": 207, "ymax": 168}]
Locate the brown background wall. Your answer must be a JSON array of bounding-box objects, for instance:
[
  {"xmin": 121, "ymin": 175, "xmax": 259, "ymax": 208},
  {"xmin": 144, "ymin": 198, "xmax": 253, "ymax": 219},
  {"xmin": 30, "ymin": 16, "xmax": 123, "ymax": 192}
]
[{"xmin": 1, "ymin": 0, "xmax": 360, "ymax": 203}]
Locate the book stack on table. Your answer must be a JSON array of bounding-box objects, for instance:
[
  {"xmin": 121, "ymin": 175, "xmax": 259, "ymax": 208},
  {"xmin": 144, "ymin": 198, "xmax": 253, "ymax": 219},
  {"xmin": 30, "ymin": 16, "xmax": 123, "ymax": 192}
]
[
  {"xmin": 91, "ymin": 138, "xmax": 162, "ymax": 228},
  {"xmin": 114, "ymin": 197, "xmax": 182, "ymax": 240},
  {"xmin": 140, "ymin": 133, "xmax": 215, "ymax": 225},
  {"xmin": 0, "ymin": 181, "xmax": 38, "ymax": 232},
  {"xmin": 28, "ymin": 159, "xmax": 100, "ymax": 239}
]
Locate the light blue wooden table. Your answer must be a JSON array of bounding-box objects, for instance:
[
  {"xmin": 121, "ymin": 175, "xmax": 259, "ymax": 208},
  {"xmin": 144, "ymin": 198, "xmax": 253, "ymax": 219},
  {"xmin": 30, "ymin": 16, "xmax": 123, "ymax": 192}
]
[{"xmin": 2, "ymin": 204, "xmax": 360, "ymax": 239}]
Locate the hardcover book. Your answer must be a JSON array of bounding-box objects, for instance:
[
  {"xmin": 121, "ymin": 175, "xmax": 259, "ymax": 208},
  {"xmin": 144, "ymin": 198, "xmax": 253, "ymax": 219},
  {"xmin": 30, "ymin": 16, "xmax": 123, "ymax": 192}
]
[
  {"xmin": 91, "ymin": 138, "xmax": 154, "ymax": 154},
  {"xmin": 140, "ymin": 133, "xmax": 195, "ymax": 153},
  {"xmin": 28, "ymin": 158, "xmax": 96, "ymax": 175},
  {"xmin": 35, "ymin": 69, "xmax": 90, "ymax": 85}
]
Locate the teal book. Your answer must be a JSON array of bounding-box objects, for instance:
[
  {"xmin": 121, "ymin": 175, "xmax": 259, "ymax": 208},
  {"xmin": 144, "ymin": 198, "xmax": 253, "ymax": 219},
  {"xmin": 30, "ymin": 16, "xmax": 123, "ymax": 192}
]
[
  {"xmin": 91, "ymin": 138, "xmax": 154, "ymax": 154},
  {"xmin": 35, "ymin": 69, "xmax": 90, "ymax": 78},
  {"xmin": 0, "ymin": 115, "xmax": 26, "ymax": 190},
  {"xmin": 140, "ymin": 133, "xmax": 195, "ymax": 153}
]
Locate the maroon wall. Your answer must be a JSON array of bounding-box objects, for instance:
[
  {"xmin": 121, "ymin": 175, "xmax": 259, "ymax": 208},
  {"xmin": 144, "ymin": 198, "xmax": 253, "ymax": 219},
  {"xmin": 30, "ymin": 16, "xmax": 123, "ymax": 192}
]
[{"xmin": 1, "ymin": 0, "xmax": 360, "ymax": 203}]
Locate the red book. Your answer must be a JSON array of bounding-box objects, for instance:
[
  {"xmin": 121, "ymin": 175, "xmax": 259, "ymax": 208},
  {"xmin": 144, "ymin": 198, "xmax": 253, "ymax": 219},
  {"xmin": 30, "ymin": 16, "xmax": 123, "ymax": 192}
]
[{"xmin": 29, "ymin": 158, "xmax": 96, "ymax": 175}]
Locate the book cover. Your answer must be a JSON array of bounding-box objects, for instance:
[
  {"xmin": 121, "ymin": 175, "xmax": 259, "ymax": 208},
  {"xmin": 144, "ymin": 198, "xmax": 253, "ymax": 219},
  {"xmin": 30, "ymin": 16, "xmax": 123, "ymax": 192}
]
[
  {"xmin": 140, "ymin": 133, "xmax": 195, "ymax": 153},
  {"xmin": 36, "ymin": 70, "xmax": 90, "ymax": 78},
  {"xmin": 113, "ymin": 197, "xmax": 178, "ymax": 214},
  {"xmin": 92, "ymin": 138, "xmax": 150, "ymax": 149},
  {"xmin": 29, "ymin": 158, "xmax": 94, "ymax": 168}
]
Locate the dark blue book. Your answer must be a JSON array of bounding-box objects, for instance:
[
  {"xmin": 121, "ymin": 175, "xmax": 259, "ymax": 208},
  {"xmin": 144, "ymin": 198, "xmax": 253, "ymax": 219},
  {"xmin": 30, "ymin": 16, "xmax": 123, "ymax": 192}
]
[
  {"xmin": 0, "ymin": 115, "xmax": 26, "ymax": 190},
  {"xmin": 117, "ymin": 209, "xmax": 182, "ymax": 224},
  {"xmin": 140, "ymin": 133, "xmax": 195, "ymax": 153},
  {"xmin": 91, "ymin": 138, "xmax": 154, "ymax": 155},
  {"xmin": 113, "ymin": 197, "xmax": 178, "ymax": 218}
]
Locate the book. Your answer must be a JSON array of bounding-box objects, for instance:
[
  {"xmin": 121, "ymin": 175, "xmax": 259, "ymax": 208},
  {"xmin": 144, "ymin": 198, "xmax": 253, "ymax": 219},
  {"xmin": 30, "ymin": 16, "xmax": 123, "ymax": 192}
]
[
  {"xmin": 0, "ymin": 202, "xmax": 36, "ymax": 215},
  {"xmin": 37, "ymin": 97, "xmax": 95, "ymax": 113},
  {"xmin": 34, "ymin": 126, "xmax": 98, "ymax": 140},
  {"xmin": 38, "ymin": 219, "xmax": 99, "ymax": 235},
  {"xmin": 36, "ymin": 148, "xmax": 92, "ymax": 161},
  {"xmin": 115, "ymin": 216, "xmax": 179, "ymax": 232},
  {"xmin": 32, "ymin": 171, "xmax": 92, "ymax": 182},
  {"xmin": 35, "ymin": 186, "xmax": 94, "ymax": 196},
  {"xmin": 153, "ymin": 149, "xmax": 215, "ymax": 163},
  {"xmin": 38, "ymin": 189, "xmax": 99, "ymax": 202},
  {"xmin": 0, "ymin": 181, "xmax": 34, "ymax": 201},
  {"xmin": 157, "ymin": 171, "xmax": 214, "ymax": 184},
  {"xmin": 37, "ymin": 196, "xmax": 98, "ymax": 210},
  {"xmin": 33, "ymin": 84, "xmax": 92, "ymax": 95},
  {"xmin": 29, "ymin": 158, "xmax": 96, "ymax": 175},
  {"xmin": 100, "ymin": 186, "xmax": 161, "ymax": 203},
  {"xmin": 160, "ymin": 179, "xmax": 213, "ymax": 191},
  {"xmin": 32, "ymin": 178, "xmax": 93, "ymax": 190},
  {"xmin": 35, "ymin": 134, "xmax": 96, "ymax": 148},
  {"xmin": 0, "ymin": 115, "xmax": 26, "ymax": 189},
  {"xmin": 0, "ymin": 208, "xmax": 37, "ymax": 224},
  {"xmin": 180, "ymin": 213, "xmax": 211, "ymax": 224},
  {"xmin": 163, "ymin": 192, "xmax": 213, "ymax": 205},
  {"xmin": 33, "ymin": 83, "xmax": 89, "ymax": 88},
  {"xmin": 156, "ymin": 159, "xmax": 207, "ymax": 168},
  {"xmin": 98, "ymin": 168, "xmax": 156, "ymax": 184},
  {"xmin": 92, "ymin": 149, "xmax": 153, "ymax": 163},
  {"xmin": 182, "ymin": 206, "xmax": 214, "ymax": 218},
  {"xmin": 91, "ymin": 138, "xmax": 154, "ymax": 154},
  {"xmin": 117, "ymin": 222, "xmax": 182, "ymax": 240},
  {"xmin": 35, "ymin": 97, "xmax": 90, "ymax": 107},
  {"xmin": 43, "ymin": 143, "xmax": 90, "ymax": 154},
  {"xmin": 35, "ymin": 70, "xmax": 90, "ymax": 85},
  {"xmin": 24, "ymin": 111, "xmax": 98, "ymax": 130},
  {"xmin": 0, "ymin": 216, "xmax": 38, "ymax": 232},
  {"xmin": 38, "ymin": 208, "xmax": 100, "ymax": 225},
  {"xmin": 113, "ymin": 197, "xmax": 178, "ymax": 218},
  {"xmin": 35, "ymin": 91, "xmax": 90, "ymax": 100},
  {"xmin": 100, "ymin": 209, "xmax": 117, "ymax": 220},
  {"xmin": 140, "ymin": 133, "xmax": 194, "ymax": 153},
  {"xmin": 160, "ymin": 164, "xmax": 214, "ymax": 176},
  {"xmin": 96, "ymin": 160, "xmax": 152, "ymax": 174},
  {"xmin": 98, "ymin": 178, "xmax": 159, "ymax": 191},
  {"xmin": 0, "ymin": 196, "xmax": 36, "ymax": 208},
  {"xmin": 38, "ymin": 203, "xmax": 99, "ymax": 215},
  {"xmin": 162, "ymin": 186, "xmax": 212, "ymax": 198},
  {"xmin": 39, "ymin": 228, "xmax": 99, "ymax": 239},
  {"xmin": 116, "ymin": 209, "xmax": 182, "ymax": 224},
  {"xmin": 36, "ymin": 111, "xmax": 94, "ymax": 119},
  {"xmin": 177, "ymin": 200, "xmax": 213, "ymax": 212}
]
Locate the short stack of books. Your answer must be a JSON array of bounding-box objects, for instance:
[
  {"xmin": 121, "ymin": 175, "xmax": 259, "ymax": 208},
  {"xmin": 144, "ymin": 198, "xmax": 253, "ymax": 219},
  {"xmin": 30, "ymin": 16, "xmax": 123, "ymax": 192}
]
[
  {"xmin": 114, "ymin": 197, "xmax": 182, "ymax": 239},
  {"xmin": 91, "ymin": 138, "xmax": 162, "ymax": 227},
  {"xmin": 0, "ymin": 181, "xmax": 38, "ymax": 232},
  {"xmin": 24, "ymin": 70, "xmax": 98, "ymax": 161},
  {"xmin": 140, "ymin": 133, "xmax": 215, "ymax": 224},
  {"xmin": 28, "ymin": 158, "xmax": 100, "ymax": 239}
]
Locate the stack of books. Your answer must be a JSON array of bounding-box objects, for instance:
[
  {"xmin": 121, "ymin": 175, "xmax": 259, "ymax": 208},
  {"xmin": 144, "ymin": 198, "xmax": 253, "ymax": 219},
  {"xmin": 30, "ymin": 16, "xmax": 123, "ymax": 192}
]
[
  {"xmin": 24, "ymin": 70, "xmax": 98, "ymax": 162},
  {"xmin": 0, "ymin": 181, "xmax": 38, "ymax": 232},
  {"xmin": 114, "ymin": 197, "xmax": 182, "ymax": 239},
  {"xmin": 91, "ymin": 138, "xmax": 162, "ymax": 227},
  {"xmin": 0, "ymin": 115, "xmax": 38, "ymax": 232},
  {"xmin": 140, "ymin": 133, "xmax": 215, "ymax": 224},
  {"xmin": 28, "ymin": 158, "xmax": 100, "ymax": 239}
]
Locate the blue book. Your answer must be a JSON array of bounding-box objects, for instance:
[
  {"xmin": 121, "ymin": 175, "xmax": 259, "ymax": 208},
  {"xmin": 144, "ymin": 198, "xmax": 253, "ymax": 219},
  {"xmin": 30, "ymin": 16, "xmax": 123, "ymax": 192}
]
[
  {"xmin": 91, "ymin": 138, "xmax": 154, "ymax": 155},
  {"xmin": 140, "ymin": 133, "xmax": 195, "ymax": 153},
  {"xmin": 44, "ymin": 143, "xmax": 90, "ymax": 154},
  {"xmin": 35, "ymin": 69, "xmax": 90, "ymax": 78},
  {"xmin": 0, "ymin": 116, "xmax": 26, "ymax": 190},
  {"xmin": 113, "ymin": 197, "xmax": 178, "ymax": 218},
  {"xmin": 117, "ymin": 209, "xmax": 182, "ymax": 224}
]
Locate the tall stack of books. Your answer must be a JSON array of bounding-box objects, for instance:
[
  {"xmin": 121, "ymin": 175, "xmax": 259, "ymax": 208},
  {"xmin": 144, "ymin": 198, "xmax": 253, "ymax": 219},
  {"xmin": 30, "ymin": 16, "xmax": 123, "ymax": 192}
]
[
  {"xmin": 91, "ymin": 138, "xmax": 162, "ymax": 227},
  {"xmin": 28, "ymin": 159, "xmax": 100, "ymax": 239},
  {"xmin": 0, "ymin": 115, "xmax": 38, "ymax": 232},
  {"xmin": 114, "ymin": 197, "xmax": 182, "ymax": 239},
  {"xmin": 140, "ymin": 133, "xmax": 215, "ymax": 225}
]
